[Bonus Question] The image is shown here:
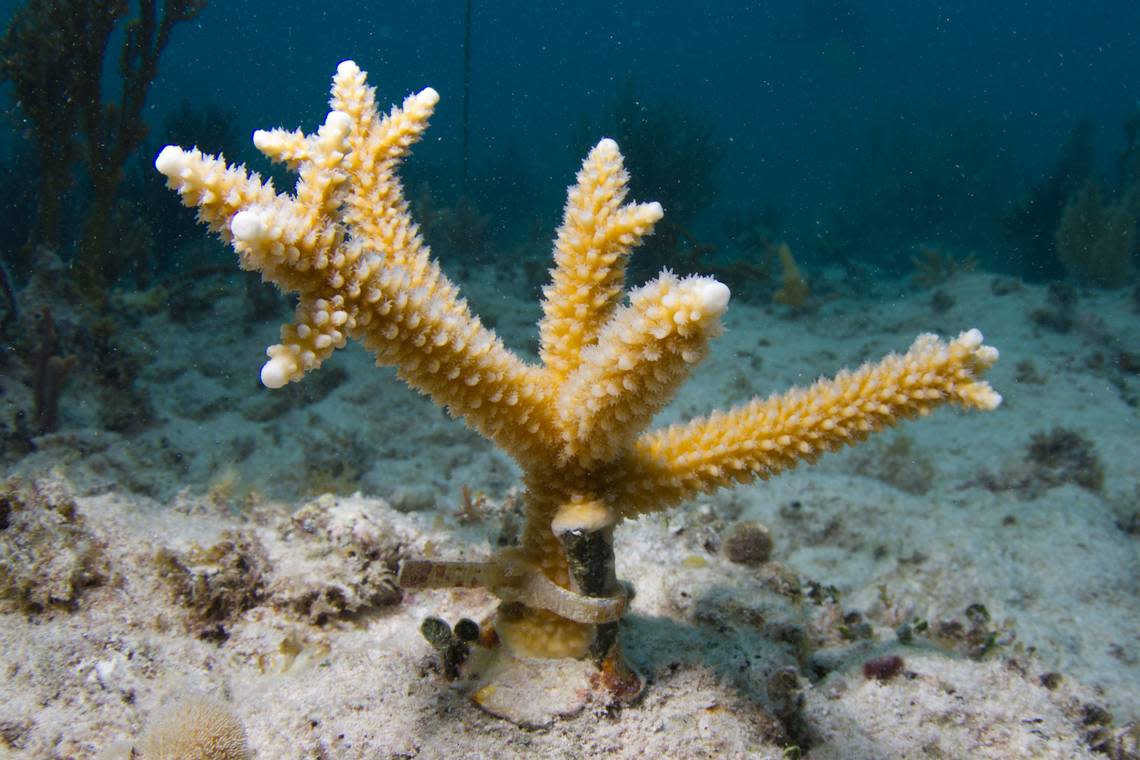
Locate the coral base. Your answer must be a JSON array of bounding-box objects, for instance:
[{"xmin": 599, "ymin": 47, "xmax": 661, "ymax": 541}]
[{"xmin": 463, "ymin": 641, "xmax": 644, "ymax": 726}]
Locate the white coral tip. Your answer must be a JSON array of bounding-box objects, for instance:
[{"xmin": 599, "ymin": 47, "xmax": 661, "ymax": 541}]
[
  {"xmin": 594, "ymin": 137, "xmax": 619, "ymax": 154},
  {"xmin": 260, "ymin": 356, "xmax": 295, "ymax": 389},
  {"xmin": 693, "ymin": 278, "xmax": 731, "ymax": 315},
  {"xmin": 336, "ymin": 60, "xmax": 360, "ymax": 77},
  {"xmin": 231, "ymin": 210, "xmax": 264, "ymax": 242},
  {"xmin": 324, "ymin": 110, "xmax": 352, "ymax": 136},
  {"xmin": 154, "ymin": 145, "xmax": 185, "ymax": 177},
  {"xmin": 252, "ymin": 129, "xmax": 275, "ymax": 152},
  {"xmin": 418, "ymin": 87, "xmax": 440, "ymax": 106},
  {"xmin": 960, "ymin": 328, "xmax": 983, "ymax": 349}
]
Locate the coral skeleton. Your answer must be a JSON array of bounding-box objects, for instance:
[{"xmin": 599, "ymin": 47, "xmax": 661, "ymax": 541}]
[{"xmin": 156, "ymin": 60, "xmax": 1001, "ymax": 720}]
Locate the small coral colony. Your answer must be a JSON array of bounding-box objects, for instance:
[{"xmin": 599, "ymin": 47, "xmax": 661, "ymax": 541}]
[{"xmin": 157, "ymin": 60, "xmax": 1001, "ymax": 716}]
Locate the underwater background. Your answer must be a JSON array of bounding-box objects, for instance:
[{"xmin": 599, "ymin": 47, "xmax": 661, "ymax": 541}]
[{"xmin": 0, "ymin": 1, "xmax": 1138, "ymax": 758}]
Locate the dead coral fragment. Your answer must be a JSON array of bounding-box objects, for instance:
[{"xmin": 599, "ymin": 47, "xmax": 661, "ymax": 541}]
[
  {"xmin": 154, "ymin": 531, "xmax": 269, "ymax": 641},
  {"xmin": 0, "ymin": 475, "xmax": 105, "ymax": 613},
  {"xmin": 270, "ymin": 495, "xmax": 403, "ymax": 623}
]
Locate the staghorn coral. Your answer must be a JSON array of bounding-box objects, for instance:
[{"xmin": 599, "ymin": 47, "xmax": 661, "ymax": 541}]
[
  {"xmin": 582, "ymin": 77, "xmax": 725, "ymax": 281},
  {"xmin": 156, "ymin": 60, "xmax": 1001, "ymax": 722}
]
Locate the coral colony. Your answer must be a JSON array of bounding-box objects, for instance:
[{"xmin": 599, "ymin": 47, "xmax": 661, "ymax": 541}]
[{"xmin": 156, "ymin": 61, "xmax": 1001, "ymax": 722}]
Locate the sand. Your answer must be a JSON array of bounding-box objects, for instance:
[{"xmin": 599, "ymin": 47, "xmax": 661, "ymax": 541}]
[{"xmin": 1, "ymin": 267, "xmax": 1137, "ymax": 758}]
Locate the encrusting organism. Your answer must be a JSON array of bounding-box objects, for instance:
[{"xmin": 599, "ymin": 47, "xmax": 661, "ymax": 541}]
[{"xmin": 156, "ymin": 60, "xmax": 1001, "ymax": 723}]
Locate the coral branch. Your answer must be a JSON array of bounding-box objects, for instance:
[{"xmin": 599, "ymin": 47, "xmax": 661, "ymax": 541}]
[
  {"xmin": 538, "ymin": 138, "xmax": 664, "ymax": 380},
  {"xmin": 556, "ymin": 273, "xmax": 728, "ymax": 466},
  {"xmin": 618, "ymin": 329, "xmax": 1000, "ymax": 515}
]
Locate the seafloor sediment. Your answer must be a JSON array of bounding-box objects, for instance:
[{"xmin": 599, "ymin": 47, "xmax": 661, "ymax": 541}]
[{"xmin": 1, "ymin": 270, "xmax": 1137, "ymax": 758}]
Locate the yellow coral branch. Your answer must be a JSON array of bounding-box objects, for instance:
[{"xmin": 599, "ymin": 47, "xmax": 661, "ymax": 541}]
[
  {"xmin": 357, "ymin": 255, "xmax": 560, "ymax": 460},
  {"xmin": 556, "ymin": 272, "xmax": 729, "ymax": 466},
  {"xmin": 538, "ymin": 138, "xmax": 663, "ymax": 381},
  {"xmin": 156, "ymin": 61, "xmax": 561, "ymax": 463},
  {"xmin": 331, "ymin": 62, "xmax": 439, "ymax": 273},
  {"xmin": 616, "ymin": 329, "xmax": 1000, "ymax": 516}
]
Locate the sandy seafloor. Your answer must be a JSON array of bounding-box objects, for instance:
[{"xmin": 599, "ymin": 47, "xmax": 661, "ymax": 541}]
[{"xmin": 1, "ymin": 265, "xmax": 1137, "ymax": 759}]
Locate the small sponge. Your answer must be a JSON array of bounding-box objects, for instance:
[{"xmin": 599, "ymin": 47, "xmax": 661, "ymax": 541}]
[{"xmin": 138, "ymin": 694, "xmax": 250, "ymax": 760}]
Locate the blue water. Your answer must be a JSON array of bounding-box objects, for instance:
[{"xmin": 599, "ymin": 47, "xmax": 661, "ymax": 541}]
[{"xmin": 3, "ymin": 0, "xmax": 1139, "ymax": 281}]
